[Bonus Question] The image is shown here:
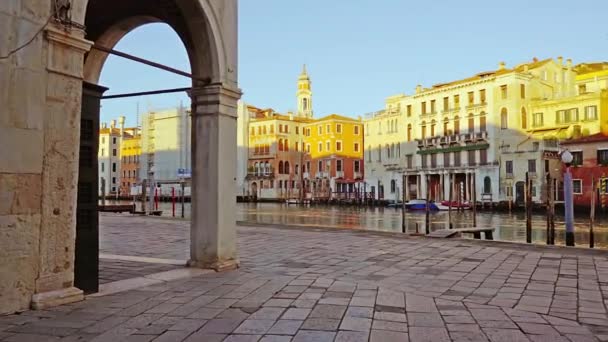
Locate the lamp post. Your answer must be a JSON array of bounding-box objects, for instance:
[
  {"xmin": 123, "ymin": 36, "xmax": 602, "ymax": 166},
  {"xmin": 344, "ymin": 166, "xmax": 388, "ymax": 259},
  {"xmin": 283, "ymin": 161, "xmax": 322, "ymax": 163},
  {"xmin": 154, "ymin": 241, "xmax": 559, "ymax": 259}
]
[{"xmin": 561, "ymin": 150, "xmax": 575, "ymax": 246}]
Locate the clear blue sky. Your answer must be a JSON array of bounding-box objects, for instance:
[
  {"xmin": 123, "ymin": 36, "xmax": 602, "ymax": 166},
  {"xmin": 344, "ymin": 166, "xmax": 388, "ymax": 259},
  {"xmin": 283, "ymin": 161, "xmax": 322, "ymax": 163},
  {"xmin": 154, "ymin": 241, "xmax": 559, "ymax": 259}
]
[{"xmin": 100, "ymin": 0, "xmax": 608, "ymax": 127}]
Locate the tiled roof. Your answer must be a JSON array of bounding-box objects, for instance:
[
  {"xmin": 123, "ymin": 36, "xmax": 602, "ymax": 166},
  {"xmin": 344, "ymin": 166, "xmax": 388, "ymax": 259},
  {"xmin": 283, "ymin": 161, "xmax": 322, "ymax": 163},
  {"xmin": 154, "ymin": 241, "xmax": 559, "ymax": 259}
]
[{"xmin": 561, "ymin": 132, "xmax": 608, "ymax": 145}]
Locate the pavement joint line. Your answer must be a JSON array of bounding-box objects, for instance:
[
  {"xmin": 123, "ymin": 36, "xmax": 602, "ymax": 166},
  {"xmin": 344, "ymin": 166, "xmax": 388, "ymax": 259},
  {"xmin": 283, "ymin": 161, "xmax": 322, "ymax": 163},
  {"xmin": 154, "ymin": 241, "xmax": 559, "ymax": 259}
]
[
  {"xmin": 99, "ymin": 253, "xmax": 187, "ymax": 266},
  {"xmin": 89, "ymin": 267, "xmax": 215, "ymax": 298}
]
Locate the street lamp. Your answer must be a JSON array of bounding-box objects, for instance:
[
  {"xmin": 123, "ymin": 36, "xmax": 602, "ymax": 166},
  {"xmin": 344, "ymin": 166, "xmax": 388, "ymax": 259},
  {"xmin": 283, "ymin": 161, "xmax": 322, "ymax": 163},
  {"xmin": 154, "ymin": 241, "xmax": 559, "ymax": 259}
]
[{"xmin": 561, "ymin": 150, "xmax": 575, "ymax": 246}]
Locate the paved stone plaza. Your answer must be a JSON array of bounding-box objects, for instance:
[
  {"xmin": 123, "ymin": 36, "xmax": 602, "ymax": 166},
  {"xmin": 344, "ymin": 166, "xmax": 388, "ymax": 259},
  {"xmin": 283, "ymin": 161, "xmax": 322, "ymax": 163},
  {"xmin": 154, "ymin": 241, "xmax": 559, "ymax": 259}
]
[{"xmin": 2, "ymin": 215, "xmax": 608, "ymax": 341}]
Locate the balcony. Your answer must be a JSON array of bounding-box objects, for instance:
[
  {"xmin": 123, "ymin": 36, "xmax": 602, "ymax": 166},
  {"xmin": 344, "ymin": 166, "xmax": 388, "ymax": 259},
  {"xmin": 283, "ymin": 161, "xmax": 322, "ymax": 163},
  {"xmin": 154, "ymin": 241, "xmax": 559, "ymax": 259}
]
[
  {"xmin": 417, "ymin": 139, "xmax": 425, "ymax": 147},
  {"xmin": 475, "ymin": 131, "xmax": 488, "ymax": 141},
  {"xmin": 466, "ymin": 102, "xmax": 487, "ymax": 110},
  {"xmin": 336, "ymin": 171, "xmax": 345, "ymax": 178},
  {"xmin": 316, "ymin": 171, "xmax": 328, "ymax": 178},
  {"xmin": 439, "ymin": 136, "xmax": 449, "ymax": 145},
  {"xmin": 303, "ymin": 172, "xmax": 310, "ymax": 179},
  {"xmin": 354, "ymin": 171, "xmax": 363, "ymax": 179},
  {"xmin": 463, "ymin": 133, "xmax": 474, "ymax": 142},
  {"xmin": 441, "ymin": 107, "xmax": 461, "ymax": 114}
]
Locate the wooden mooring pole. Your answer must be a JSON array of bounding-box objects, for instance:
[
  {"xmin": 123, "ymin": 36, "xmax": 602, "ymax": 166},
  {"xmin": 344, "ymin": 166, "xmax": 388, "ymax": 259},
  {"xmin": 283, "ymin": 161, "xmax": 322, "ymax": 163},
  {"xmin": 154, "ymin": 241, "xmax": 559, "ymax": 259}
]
[
  {"xmin": 402, "ymin": 174, "xmax": 406, "ymax": 233},
  {"xmin": 448, "ymin": 173, "xmax": 453, "ymax": 229},
  {"xmin": 425, "ymin": 175, "xmax": 430, "ymax": 234},
  {"xmin": 472, "ymin": 174, "xmax": 477, "ymax": 228},
  {"xmin": 526, "ymin": 172, "xmax": 532, "ymax": 243},
  {"xmin": 546, "ymin": 172, "xmax": 552, "ymax": 245}
]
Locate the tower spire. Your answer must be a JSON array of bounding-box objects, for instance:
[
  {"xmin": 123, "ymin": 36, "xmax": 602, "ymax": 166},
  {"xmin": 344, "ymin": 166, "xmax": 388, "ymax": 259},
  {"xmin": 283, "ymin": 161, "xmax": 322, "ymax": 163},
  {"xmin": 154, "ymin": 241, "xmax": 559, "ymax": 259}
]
[{"xmin": 296, "ymin": 65, "xmax": 312, "ymax": 118}]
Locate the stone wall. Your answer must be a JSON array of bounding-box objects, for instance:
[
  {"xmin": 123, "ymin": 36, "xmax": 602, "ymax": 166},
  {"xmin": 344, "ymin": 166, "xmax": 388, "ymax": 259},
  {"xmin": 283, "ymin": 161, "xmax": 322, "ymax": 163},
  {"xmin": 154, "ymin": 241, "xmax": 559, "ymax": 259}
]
[{"xmin": 0, "ymin": 1, "xmax": 88, "ymax": 314}]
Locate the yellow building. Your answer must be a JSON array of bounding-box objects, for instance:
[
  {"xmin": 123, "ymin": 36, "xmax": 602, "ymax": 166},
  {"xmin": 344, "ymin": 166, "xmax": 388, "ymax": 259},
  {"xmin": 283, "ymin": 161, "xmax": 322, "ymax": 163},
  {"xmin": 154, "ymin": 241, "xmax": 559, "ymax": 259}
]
[
  {"xmin": 120, "ymin": 133, "xmax": 142, "ymax": 195},
  {"xmin": 241, "ymin": 66, "xmax": 364, "ymax": 200}
]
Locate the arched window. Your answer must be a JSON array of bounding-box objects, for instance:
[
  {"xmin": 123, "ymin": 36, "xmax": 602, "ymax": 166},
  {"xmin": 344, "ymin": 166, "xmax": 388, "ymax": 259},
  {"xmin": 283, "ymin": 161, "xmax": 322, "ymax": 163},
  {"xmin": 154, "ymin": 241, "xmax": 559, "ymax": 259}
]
[
  {"xmin": 391, "ymin": 143, "xmax": 395, "ymax": 159},
  {"xmin": 278, "ymin": 161, "xmax": 284, "ymax": 174},
  {"xmin": 303, "ymin": 98, "xmax": 308, "ymax": 110},
  {"xmin": 386, "ymin": 144, "xmax": 390, "ymax": 159},
  {"xmin": 421, "ymin": 121, "xmax": 427, "ymax": 139},
  {"xmin": 390, "ymin": 179, "xmax": 397, "ymax": 193},
  {"xmin": 285, "ymin": 139, "xmax": 289, "ymax": 151},
  {"xmin": 295, "ymin": 142, "xmax": 299, "ymax": 151},
  {"xmin": 479, "ymin": 112, "xmax": 487, "ymax": 132},
  {"xmin": 468, "ymin": 113, "xmax": 474, "ymax": 133},
  {"xmin": 295, "ymin": 164, "xmax": 299, "ymax": 175},
  {"xmin": 254, "ymin": 162, "xmax": 259, "ymax": 175},
  {"xmin": 265, "ymin": 162, "xmax": 270, "ymax": 175},
  {"xmin": 443, "ymin": 118, "xmax": 449, "ymax": 136},
  {"xmin": 270, "ymin": 125, "xmax": 274, "ymax": 134},
  {"xmin": 278, "ymin": 139, "xmax": 284, "ymax": 151},
  {"xmin": 279, "ymin": 124, "xmax": 283, "ymax": 133},
  {"xmin": 284, "ymin": 161, "xmax": 290, "ymax": 174},
  {"xmin": 407, "ymin": 124, "xmax": 412, "ymax": 141},
  {"xmin": 263, "ymin": 126, "xmax": 267, "ymax": 134},
  {"xmin": 501, "ymin": 108, "xmax": 508, "ymax": 129},
  {"xmin": 258, "ymin": 126, "xmax": 262, "ymax": 135},
  {"xmin": 431, "ymin": 120, "xmax": 436, "ymax": 136},
  {"xmin": 521, "ymin": 108, "xmax": 527, "ymax": 129},
  {"xmin": 483, "ymin": 176, "xmax": 492, "ymax": 194},
  {"xmin": 454, "ymin": 116, "xmax": 460, "ymax": 135}
]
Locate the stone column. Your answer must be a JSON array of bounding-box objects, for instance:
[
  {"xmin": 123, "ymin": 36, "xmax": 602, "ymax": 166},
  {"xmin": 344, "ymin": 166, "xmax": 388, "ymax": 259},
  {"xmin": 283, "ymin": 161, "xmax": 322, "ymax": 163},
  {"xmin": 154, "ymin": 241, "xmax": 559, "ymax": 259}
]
[
  {"xmin": 30, "ymin": 24, "xmax": 93, "ymax": 309},
  {"xmin": 188, "ymin": 84, "xmax": 241, "ymax": 271}
]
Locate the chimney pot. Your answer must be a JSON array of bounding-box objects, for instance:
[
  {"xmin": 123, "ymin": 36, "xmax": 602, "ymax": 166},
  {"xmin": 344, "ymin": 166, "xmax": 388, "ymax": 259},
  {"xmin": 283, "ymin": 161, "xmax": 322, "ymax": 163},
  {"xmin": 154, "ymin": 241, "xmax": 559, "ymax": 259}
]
[
  {"xmin": 415, "ymin": 85, "xmax": 422, "ymax": 94},
  {"xmin": 566, "ymin": 59, "xmax": 573, "ymax": 68},
  {"xmin": 557, "ymin": 56, "xmax": 564, "ymax": 65},
  {"xmin": 498, "ymin": 61, "xmax": 506, "ymax": 70}
]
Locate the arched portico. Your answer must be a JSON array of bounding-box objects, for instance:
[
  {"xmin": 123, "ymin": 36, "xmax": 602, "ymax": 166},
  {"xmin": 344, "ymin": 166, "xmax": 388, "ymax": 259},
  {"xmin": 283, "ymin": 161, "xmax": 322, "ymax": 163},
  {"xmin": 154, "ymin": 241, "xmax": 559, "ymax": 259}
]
[{"xmin": 0, "ymin": 0, "xmax": 240, "ymax": 314}]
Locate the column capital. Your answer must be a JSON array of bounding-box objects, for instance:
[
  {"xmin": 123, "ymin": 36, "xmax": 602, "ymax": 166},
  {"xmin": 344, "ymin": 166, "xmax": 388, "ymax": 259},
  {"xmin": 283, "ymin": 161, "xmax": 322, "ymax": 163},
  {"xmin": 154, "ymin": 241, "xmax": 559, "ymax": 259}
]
[
  {"xmin": 45, "ymin": 23, "xmax": 92, "ymax": 79},
  {"xmin": 189, "ymin": 83, "xmax": 242, "ymax": 118}
]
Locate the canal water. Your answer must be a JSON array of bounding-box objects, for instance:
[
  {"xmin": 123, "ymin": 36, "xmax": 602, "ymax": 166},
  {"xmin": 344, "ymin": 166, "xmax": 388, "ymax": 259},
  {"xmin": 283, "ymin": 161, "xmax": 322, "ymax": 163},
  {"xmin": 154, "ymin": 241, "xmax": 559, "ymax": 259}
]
[{"xmin": 103, "ymin": 200, "xmax": 608, "ymax": 248}]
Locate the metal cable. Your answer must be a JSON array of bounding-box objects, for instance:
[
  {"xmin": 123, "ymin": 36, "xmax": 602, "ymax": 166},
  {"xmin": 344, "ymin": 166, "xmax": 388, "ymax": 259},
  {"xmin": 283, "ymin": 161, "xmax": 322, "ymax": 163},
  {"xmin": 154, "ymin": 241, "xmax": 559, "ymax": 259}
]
[{"xmin": 0, "ymin": 15, "xmax": 53, "ymax": 60}]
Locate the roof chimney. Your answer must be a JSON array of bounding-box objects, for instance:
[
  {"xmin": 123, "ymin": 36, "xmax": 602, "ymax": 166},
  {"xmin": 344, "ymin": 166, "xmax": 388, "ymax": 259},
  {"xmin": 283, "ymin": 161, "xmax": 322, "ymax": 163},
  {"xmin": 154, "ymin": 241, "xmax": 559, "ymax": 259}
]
[
  {"xmin": 557, "ymin": 56, "xmax": 563, "ymax": 66},
  {"xmin": 110, "ymin": 120, "xmax": 116, "ymax": 129},
  {"xmin": 533, "ymin": 57, "xmax": 538, "ymax": 63},
  {"xmin": 415, "ymin": 85, "xmax": 422, "ymax": 94},
  {"xmin": 498, "ymin": 62, "xmax": 506, "ymax": 70},
  {"xmin": 566, "ymin": 59, "xmax": 573, "ymax": 69}
]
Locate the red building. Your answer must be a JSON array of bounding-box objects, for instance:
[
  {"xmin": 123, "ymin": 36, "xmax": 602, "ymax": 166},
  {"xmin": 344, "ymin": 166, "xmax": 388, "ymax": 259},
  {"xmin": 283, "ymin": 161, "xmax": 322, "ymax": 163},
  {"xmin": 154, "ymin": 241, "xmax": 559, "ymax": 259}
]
[{"xmin": 561, "ymin": 133, "xmax": 608, "ymax": 207}]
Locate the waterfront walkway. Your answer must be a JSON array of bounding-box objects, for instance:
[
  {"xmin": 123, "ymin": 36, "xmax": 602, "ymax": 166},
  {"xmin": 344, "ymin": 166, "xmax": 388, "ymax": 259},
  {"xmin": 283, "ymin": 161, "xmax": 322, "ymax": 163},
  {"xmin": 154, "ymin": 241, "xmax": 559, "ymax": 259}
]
[{"xmin": 2, "ymin": 215, "xmax": 608, "ymax": 341}]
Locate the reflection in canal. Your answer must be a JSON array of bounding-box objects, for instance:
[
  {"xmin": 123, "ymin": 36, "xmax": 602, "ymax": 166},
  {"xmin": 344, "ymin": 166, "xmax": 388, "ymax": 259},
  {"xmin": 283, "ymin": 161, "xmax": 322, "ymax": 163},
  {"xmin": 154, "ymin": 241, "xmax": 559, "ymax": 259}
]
[{"xmin": 104, "ymin": 200, "xmax": 608, "ymax": 248}]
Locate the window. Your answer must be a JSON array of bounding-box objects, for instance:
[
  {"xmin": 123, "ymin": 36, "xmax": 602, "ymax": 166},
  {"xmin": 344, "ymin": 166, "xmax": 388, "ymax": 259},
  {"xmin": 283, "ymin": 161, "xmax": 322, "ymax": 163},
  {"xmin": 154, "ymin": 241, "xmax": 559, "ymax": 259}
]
[
  {"xmin": 431, "ymin": 154, "xmax": 437, "ymax": 168},
  {"xmin": 318, "ymin": 125, "xmax": 322, "ymax": 135},
  {"xmin": 556, "ymin": 110, "xmax": 566, "ymax": 124},
  {"xmin": 528, "ymin": 159, "xmax": 536, "ymax": 173},
  {"xmin": 336, "ymin": 124, "xmax": 342, "ymax": 133},
  {"xmin": 443, "ymin": 119, "xmax": 449, "ymax": 136},
  {"xmin": 480, "ymin": 149, "xmax": 487, "ymax": 164},
  {"xmin": 385, "ymin": 144, "xmax": 390, "ymax": 159},
  {"xmin": 443, "ymin": 152, "xmax": 450, "ymax": 166},
  {"xmin": 521, "ymin": 108, "xmax": 527, "ymax": 129},
  {"xmin": 407, "ymin": 124, "xmax": 412, "ymax": 141},
  {"xmin": 263, "ymin": 126, "xmax": 267, "ymax": 134},
  {"xmin": 421, "ymin": 122, "xmax": 427, "ymax": 139},
  {"xmin": 532, "ymin": 142, "xmax": 539, "ymax": 152},
  {"xmin": 377, "ymin": 145, "xmax": 382, "ymax": 162},
  {"xmin": 284, "ymin": 161, "xmax": 290, "ymax": 174},
  {"xmin": 468, "ymin": 114, "xmax": 474, "ymax": 133},
  {"xmin": 258, "ymin": 126, "xmax": 262, "ymax": 135},
  {"xmin": 278, "ymin": 161, "xmax": 284, "ymax": 174},
  {"xmin": 112, "ymin": 149, "xmax": 117, "ymax": 156},
  {"xmin": 500, "ymin": 108, "xmax": 508, "ymax": 129},
  {"xmin": 285, "ymin": 139, "xmax": 289, "ymax": 151},
  {"xmin": 318, "ymin": 160, "xmax": 323, "ymax": 173},
  {"xmin": 337, "ymin": 160, "xmax": 343, "ymax": 172},
  {"xmin": 454, "ymin": 152, "xmax": 461, "ymax": 166},
  {"xmin": 112, "ymin": 177, "xmax": 116, "ymax": 184},
  {"xmin": 454, "ymin": 94, "xmax": 460, "ymax": 108},
  {"xmin": 506, "ymin": 160, "xmax": 513, "ymax": 174},
  {"xmin": 306, "ymin": 161, "xmax": 311, "ymax": 173},
  {"xmin": 479, "ymin": 115, "xmax": 486, "ymax": 132},
  {"xmin": 579, "ymin": 84, "xmax": 587, "ymax": 94},
  {"xmin": 598, "ymin": 149, "xmax": 608, "ymax": 165},
  {"xmin": 279, "ymin": 139, "xmax": 284, "ymax": 151},
  {"xmin": 421, "ymin": 102, "xmax": 427, "ymax": 114},
  {"xmin": 123, "ymin": 170, "xmax": 126, "ymax": 177},
  {"xmin": 454, "ymin": 116, "xmax": 460, "ymax": 135},
  {"xmin": 306, "ymin": 144, "xmax": 311, "ymax": 153},
  {"xmin": 285, "ymin": 125, "xmax": 289, "ymax": 133},
  {"xmin": 326, "ymin": 141, "xmax": 330, "ymax": 151},
  {"xmin": 295, "ymin": 142, "xmax": 299, "ymax": 152},
  {"xmin": 112, "ymin": 163, "xmax": 116, "ymax": 172},
  {"xmin": 573, "ymin": 179, "xmax": 583, "ymax": 195},
  {"xmin": 336, "ymin": 141, "xmax": 342, "ymax": 151},
  {"xmin": 354, "ymin": 126, "xmax": 360, "ymax": 135},
  {"xmin": 354, "ymin": 160, "xmax": 360, "ymax": 173},
  {"xmin": 421, "ymin": 155, "xmax": 427, "ymax": 168},
  {"xmin": 468, "ymin": 150, "xmax": 476, "ymax": 165},
  {"xmin": 430, "ymin": 100, "xmax": 436, "ymax": 113},
  {"xmin": 250, "ymin": 127, "xmax": 255, "ymax": 136},
  {"xmin": 318, "ymin": 142, "xmax": 323, "ymax": 152},
  {"xmin": 585, "ymin": 106, "xmax": 598, "ymax": 121},
  {"xmin": 520, "ymin": 84, "xmax": 526, "ymax": 99},
  {"xmin": 295, "ymin": 126, "xmax": 299, "ymax": 134},
  {"xmin": 500, "ymin": 85, "xmax": 507, "ymax": 99},
  {"xmin": 407, "ymin": 105, "xmax": 412, "ymax": 117},
  {"xmin": 326, "ymin": 124, "xmax": 331, "ymax": 134},
  {"xmin": 390, "ymin": 180, "xmax": 396, "ymax": 193},
  {"xmin": 572, "ymin": 151, "xmax": 583, "ymax": 166},
  {"xmin": 367, "ymin": 146, "xmax": 372, "ymax": 161},
  {"xmin": 112, "ymin": 137, "xmax": 116, "ymax": 144},
  {"xmin": 101, "ymin": 163, "xmax": 104, "ymax": 172},
  {"xmin": 480, "ymin": 89, "xmax": 486, "ymax": 103},
  {"xmin": 354, "ymin": 143, "xmax": 360, "ymax": 152},
  {"xmin": 270, "ymin": 125, "xmax": 274, "ymax": 134},
  {"xmin": 443, "ymin": 97, "xmax": 449, "ymax": 111},
  {"xmin": 430, "ymin": 120, "xmax": 436, "ymax": 136},
  {"xmin": 483, "ymin": 176, "xmax": 491, "ymax": 194},
  {"xmin": 468, "ymin": 91, "xmax": 474, "ymax": 105},
  {"xmin": 533, "ymin": 113, "xmax": 544, "ymax": 127},
  {"xmin": 406, "ymin": 155, "xmax": 413, "ymax": 169}
]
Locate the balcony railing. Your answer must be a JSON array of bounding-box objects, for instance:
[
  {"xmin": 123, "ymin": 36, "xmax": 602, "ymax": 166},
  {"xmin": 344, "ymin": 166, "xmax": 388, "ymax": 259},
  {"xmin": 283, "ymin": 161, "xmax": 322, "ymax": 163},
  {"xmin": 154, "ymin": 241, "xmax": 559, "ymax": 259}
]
[
  {"xmin": 466, "ymin": 102, "xmax": 487, "ymax": 109},
  {"xmin": 354, "ymin": 171, "xmax": 363, "ymax": 179},
  {"xmin": 441, "ymin": 107, "xmax": 461, "ymax": 114},
  {"xmin": 303, "ymin": 172, "xmax": 310, "ymax": 179},
  {"xmin": 316, "ymin": 171, "xmax": 329, "ymax": 178},
  {"xmin": 336, "ymin": 171, "xmax": 345, "ymax": 178}
]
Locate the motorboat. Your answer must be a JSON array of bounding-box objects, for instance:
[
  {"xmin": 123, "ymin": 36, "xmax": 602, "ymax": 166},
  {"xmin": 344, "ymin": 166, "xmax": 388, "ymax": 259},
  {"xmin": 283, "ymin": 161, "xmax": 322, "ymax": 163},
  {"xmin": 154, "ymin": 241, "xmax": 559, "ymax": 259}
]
[
  {"xmin": 405, "ymin": 199, "xmax": 441, "ymax": 211},
  {"xmin": 440, "ymin": 200, "xmax": 471, "ymax": 210}
]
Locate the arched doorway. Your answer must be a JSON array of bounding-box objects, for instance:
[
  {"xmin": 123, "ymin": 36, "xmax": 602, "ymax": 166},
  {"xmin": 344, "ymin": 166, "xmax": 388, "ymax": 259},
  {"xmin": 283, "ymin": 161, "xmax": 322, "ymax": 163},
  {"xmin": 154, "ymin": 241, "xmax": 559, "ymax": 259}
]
[
  {"xmin": 0, "ymin": 0, "xmax": 240, "ymax": 314},
  {"xmin": 76, "ymin": 0, "xmax": 241, "ymax": 292},
  {"xmin": 251, "ymin": 182, "xmax": 258, "ymax": 199}
]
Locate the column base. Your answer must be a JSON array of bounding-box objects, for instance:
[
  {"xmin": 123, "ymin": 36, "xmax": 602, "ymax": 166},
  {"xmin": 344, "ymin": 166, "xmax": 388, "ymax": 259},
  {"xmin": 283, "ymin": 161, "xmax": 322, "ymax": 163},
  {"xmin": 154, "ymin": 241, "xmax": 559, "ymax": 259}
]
[
  {"xmin": 187, "ymin": 258, "xmax": 240, "ymax": 272},
  {"xmin": 565, "ymin": 232, "xmax": 575, "ymax": 247},
  {"xmin": 31, "ymin": 287, "xmax": 83, "ymax": 310}
]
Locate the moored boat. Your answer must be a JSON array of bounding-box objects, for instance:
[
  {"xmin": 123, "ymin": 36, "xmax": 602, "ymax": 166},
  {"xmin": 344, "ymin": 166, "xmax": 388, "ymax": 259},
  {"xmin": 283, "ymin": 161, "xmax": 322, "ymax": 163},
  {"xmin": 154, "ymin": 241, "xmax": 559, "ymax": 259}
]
[
  {"xmin": 440, "ymin": 200, "xmax": 471, "ymax": 209},
  {"xmin": 405, "ymin": 199, "xmax": 440, "ymax": 211}
]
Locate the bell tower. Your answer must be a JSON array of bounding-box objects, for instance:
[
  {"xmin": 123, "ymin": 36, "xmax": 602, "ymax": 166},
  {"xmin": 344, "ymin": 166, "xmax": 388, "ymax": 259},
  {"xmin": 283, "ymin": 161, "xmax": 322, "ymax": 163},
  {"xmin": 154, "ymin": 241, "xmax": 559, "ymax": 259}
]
[{"xmin": 297, "ymin": 64, "xmax": 313, "ymax": 118}]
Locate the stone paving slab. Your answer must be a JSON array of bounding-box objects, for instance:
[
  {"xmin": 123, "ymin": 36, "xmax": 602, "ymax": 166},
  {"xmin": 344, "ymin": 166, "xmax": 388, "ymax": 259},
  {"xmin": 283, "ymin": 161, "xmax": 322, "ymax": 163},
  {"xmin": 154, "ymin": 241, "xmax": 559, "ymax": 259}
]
[
  {"xmin": 2, "ymin": 215, "xmax": 608, "ymax": 341},
  {"xmin": 99, "ymin": 259, "xmax": 180, "ymax": 284}
]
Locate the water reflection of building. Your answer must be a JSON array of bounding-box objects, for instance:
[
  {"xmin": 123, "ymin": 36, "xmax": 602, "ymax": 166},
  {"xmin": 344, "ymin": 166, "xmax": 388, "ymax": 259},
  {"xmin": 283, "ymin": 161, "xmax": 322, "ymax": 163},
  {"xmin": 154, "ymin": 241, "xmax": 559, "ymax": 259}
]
[{"xmin": 363, "ymin": 57, "xmax": 608, "ymax": 205}]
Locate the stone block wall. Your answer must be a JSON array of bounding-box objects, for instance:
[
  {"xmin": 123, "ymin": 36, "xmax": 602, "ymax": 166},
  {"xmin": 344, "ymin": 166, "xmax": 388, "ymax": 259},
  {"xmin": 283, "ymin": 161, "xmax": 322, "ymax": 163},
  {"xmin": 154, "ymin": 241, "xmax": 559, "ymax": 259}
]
[{"xmin": 0, "ymin": 1, "xmax": 88, "ymax": 314}]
